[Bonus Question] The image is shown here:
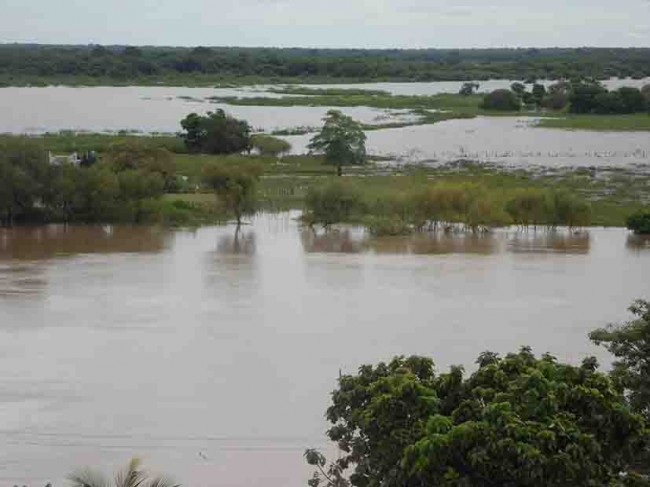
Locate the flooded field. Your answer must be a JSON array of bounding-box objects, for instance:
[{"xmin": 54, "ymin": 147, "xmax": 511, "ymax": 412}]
[
  {"xmin": 286, "ymin": 116, "xmax": 650, "ymax": 167},
  {"xmin": 0, "ymin": 213, "xmax": 649, "ymax": 486},
  {"xmin": 2, "ymin": 82, "xmax": 649, "ymax": 169}
]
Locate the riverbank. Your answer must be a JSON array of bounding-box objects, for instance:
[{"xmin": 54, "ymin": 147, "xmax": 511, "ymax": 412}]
[
  {"xmin": 169, "ymin": 154, "xmax": 649, "ymax": 227},
  {"xmin": 1, "ymin": 131, "xmax": 648, "ymax": 228}
]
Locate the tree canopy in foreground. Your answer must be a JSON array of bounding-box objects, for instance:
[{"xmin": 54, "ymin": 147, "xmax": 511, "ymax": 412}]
[{"xmin": 307, "ymin": 346, "xmax": 649, "ymax": 487}]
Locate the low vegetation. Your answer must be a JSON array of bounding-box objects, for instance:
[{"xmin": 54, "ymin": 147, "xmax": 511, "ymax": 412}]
[{"xmin": 303, "ymin": 179, "xmax": 592, "ymax": 235}]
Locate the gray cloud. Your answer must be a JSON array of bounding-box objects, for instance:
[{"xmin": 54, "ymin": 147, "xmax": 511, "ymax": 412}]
[{"xmin": 1, "ymin": 0, "xmax": 649, "ymax": 47}]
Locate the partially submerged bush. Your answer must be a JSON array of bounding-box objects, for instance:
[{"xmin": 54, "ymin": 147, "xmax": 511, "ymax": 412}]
[
  {"xmin": 304, "ymin": 180, "xmax": 361, "ymax": 227},
  {"xmin": 627, "ymin": 209, "xmax": 650, "ymax": 234}
]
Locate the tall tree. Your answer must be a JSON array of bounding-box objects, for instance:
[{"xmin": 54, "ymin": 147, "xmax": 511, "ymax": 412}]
[{"xmin": 308, "ymin": 110, "xmax": 366, "ymax": 176}]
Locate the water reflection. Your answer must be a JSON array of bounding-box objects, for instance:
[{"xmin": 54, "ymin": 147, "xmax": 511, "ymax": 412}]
[
  {"xmin": 301, "ymin": 229, "xmax": 364, "ymax": 254},
  {"xmin": 216, "ymin": 228, "xmax": 257, "ymax": 255},
  {"xmin": 507, "ymin": 231, "xmax": 591, "ymax": 254},
  {"xmin": 0, "ymin": 225, "xmax": 169, "ymax": 261},
  {"xmin": 0, "ymin": 263, "xmax": 48, "ymax": 297},
  {"xmin": 627, "ymin": 234, "xmax": 650, "ymax": 251},
  {"xmin": 301, "ymin": 227, "xmax": 590, "ymax": 255}
]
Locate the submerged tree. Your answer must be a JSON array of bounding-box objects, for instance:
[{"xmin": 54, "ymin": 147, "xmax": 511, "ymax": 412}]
[
  {"xmin": 68, "ymin": 457, "xmax": 179, "ymax": 487},
  {"xmin": 308, "ymin": 110, "xmax": 366, "ymax": 176},
  {"xmin": 202, "ymin": 161, "xmax": 262, "ymax": 225}
]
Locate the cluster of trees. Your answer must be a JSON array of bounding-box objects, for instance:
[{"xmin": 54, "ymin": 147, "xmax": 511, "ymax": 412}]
[
  {"xmin": 179, "ymin": 110, "xmax": 252, "ymax": 154},
  {"xmin": 569, "ymin": 83, "xmax": 650, "ymax": 114},
  {"xmin": 2, "ymin": 45, "xmax": 650, "ymax": 83},
  {"xmin": 481, "ymin": 80, "xmax": 650, "ymax": 113},
  {"xmin": 0, "ymin": 138, "xmax": 179, "ymax": 225},
  {"xmin": 304, "ymin": 180, "xmax": 591, "ymax": 235},
  {"xmin": 179, "ymin": 111, "xmax": 292, "ymax": 157},
  {"xmin": 307, "ymin": 300, "xmax": 650, "ymax": 486}
]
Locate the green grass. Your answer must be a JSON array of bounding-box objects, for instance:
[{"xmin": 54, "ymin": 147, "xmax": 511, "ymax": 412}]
[
  {"xmin": 535, "ymin": 114, "xmax": 650, "ymax": 131},
  {"xmin": 169, "ymin": 154, "xmax": 650, "ymax": 226},
  {"xmin": 0, "ymin": 132, "xmax": 184, "ymax": 153},
  {"xmin": 267, "ymin": 86, "xmax": 391, "ymax": 96},
  {"xmin": 209, "ymin": 92, "xmax": 486, "ymax": 112}
]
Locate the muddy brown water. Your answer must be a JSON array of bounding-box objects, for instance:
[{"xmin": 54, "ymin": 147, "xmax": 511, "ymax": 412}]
[{"xmin": 0, "ymin": 213, "xmax": 649, "ymax": 486}]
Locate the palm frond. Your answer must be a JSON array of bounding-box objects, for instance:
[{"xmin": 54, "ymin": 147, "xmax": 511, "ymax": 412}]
[
  {"xmin": 67, "ymin": 467, "xmax": 110, "ymax": 487},
  {"xmin": 146, "ymin": 476, "xmax": 180, "ymax": 487},
  {"xmin": 115, "ymin": 457, "xmax": 146, "ymax": 487}
]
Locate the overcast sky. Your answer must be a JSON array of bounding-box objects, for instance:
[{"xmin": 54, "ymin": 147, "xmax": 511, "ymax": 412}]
[{"xmin": 2, "ymin": 0, "xmax": 649, "ymax": 48}]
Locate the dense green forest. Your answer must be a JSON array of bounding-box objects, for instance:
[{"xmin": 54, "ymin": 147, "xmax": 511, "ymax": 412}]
[{"xmin": 1, "ymin": 45, "xmax": 650, "ymax": 85}]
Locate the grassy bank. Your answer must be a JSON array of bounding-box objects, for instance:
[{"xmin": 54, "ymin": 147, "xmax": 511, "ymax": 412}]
[
  {"xmin": 168, "ymin": 154, "xmax": 650, "ymax": 227},
  {"xmin": 2, "ymin": 132, "xmax": 647, "ymax": 228},
  {"xmin": 535, "ymin": 114, "xmax": 650, "ymax": 131}
]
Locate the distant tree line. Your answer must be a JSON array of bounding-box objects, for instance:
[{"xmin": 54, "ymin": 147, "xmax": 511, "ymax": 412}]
[{"xmin": 1, "ymin": 45, "xmax": 650, "ymax": 83}]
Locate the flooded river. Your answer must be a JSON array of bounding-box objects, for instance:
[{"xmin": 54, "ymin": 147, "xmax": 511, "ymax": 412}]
[
  {"xmin": 0, "ymin": 213, "xmax": 649, "ymax": 486},
  {"xmin": 1, "ymin": 82, "xmax": 650, "ymax": 168}
]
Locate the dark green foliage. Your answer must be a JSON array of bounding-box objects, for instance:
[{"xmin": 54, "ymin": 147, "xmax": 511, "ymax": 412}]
[
  {"xmin": 308, "ymin": 110, "xmax": 366, "ymax": 176},
  {"xmin": 569, "ymin": 83, "xmax": 647, "ymax": 114},
  {"xmin": 0, "ymin": 138, "xmax": 172, "ymax": 224},
  {"xmin": 202, "ymin": 161, "xmax": 262, "ymax": 224},
  {"xmin": 569, "ymin": 82, "xmax": 609, "ymax": 113},
  {"xmin": 180, "ymin": 110, "xmax": 251, "ymax": 155},
  {"xmin": 405, "ymin": 350, "xmax": 646, "ymax": 486},
  {"xmin": 626, "ymin": 210, "xmax": 650, "ymax": 234},
  {"xmin": 591, "ymin": 300, "xmax": 650, "ymax": 420},
  {"xmin": 309, "ymin": 350, "xmax": 646, "ymax": 487},
  {"xmin": 3, "ymin": 45, "xmax": 650, "ymax": 84},
  {"xmin": 0, "ymin": 137, "xmax": 50, "ymax": 225},
  {"xmin": 480, "ymin": 89, "xmax": 521, "ymax": 111}
]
